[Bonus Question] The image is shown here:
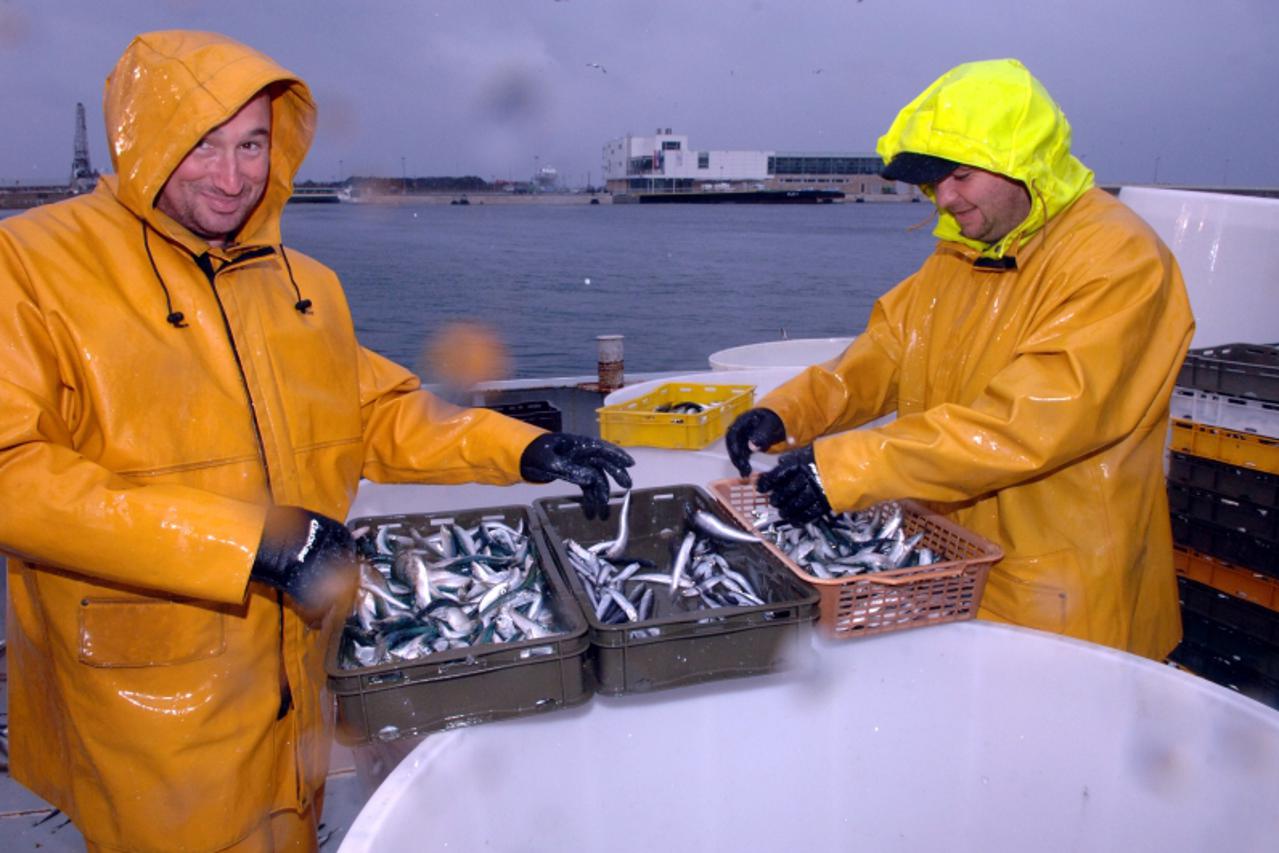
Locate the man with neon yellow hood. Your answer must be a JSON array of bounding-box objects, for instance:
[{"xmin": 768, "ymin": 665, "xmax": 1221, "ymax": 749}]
[{"xmin": 728, "ymin": 58, "xmax": 1193, "ymax": 660}]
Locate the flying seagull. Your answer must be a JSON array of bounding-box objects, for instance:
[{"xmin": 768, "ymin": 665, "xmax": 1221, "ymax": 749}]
[{"xmin": 587, "ymin": 62, "xmax": 607, "ymax": 74}]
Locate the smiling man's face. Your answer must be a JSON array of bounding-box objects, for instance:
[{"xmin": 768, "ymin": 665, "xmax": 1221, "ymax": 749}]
[
  {"xmin": 156, "ymin": 92, "xmax": 272, "ymax": 246},
  {"xmin": 931, "ymin": 166, "xmax": 1031, "ymax": 244}
]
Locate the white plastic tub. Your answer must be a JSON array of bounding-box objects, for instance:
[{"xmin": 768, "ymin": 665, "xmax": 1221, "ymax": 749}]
[
  {"xmin": 339, "ymin": 621, "xmax": 1279, "ymax": 853},
  {"xmin": 1119, "ymin": 187, "xmax": 1279, "ymax": 349},
  {"xmin": 708, "ymin": 337, "xmax": 853, "ymax": 371}
]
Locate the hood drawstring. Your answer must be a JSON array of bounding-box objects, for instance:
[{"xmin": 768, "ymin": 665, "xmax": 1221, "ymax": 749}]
[
  {"xmin": 279, "ymin": 246, "xmax": 312, "ymax": 314},
  {"xmin": 143, "ymin": 223, "xmax": 314, "ymax": 328},
  {"xmin": 142, "ymin": 221, "xmax": 188, "ymax": 328}
]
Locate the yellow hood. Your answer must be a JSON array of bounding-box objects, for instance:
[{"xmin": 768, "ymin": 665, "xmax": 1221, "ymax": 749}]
[
  {"xmin": 876, "ymin": 58, "xmax": 1094, "ymax": 258},
  {"xmin": 102, "ymin": 30, "xmax": 316, "ymax": 247}
]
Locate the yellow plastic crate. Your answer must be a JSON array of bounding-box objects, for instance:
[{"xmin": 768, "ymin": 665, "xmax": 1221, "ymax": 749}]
[
  {"xmin": 1170, "ymin": 419, "xmax": 1279, "ymax": 475},
  {"xmin": 597, "ymin": 383, "xmax": 754, "ymax": 449}
]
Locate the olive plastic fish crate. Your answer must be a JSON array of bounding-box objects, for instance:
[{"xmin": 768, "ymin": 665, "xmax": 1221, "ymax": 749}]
[
  {"xmin": 532, "ymin": 484, "xmax": 819, "ymax": 696},
  {"xmin": 596, "ymin": 382, "xmax": 754, "ymax": 450},
  {"xmin": 325, "ymin": 504, "xmax": 592, "ymax": 745},
  {"xmin": 708, "ymin": 476, "xmax": 1002, "ymax": 639}
]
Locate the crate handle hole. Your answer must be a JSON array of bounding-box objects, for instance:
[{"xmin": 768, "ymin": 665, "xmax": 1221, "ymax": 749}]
[{"xmin": 440, "ymin": 656, "xmax": 483, "ymax": 673}]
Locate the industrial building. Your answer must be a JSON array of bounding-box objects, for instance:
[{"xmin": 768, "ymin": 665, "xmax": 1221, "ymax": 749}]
[{"xmin": 602, "ymin": 129, "xmax": 914, "ymax": 199}]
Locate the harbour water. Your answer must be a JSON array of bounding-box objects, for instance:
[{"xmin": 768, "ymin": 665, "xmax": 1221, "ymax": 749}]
[{"xmin": 279, "ymin": 201, "xmax": 939, "ymax": 378}]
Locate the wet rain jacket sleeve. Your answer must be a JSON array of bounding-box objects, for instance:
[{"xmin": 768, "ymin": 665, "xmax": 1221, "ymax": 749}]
[
  {"xmin": 357, "ymin": 346, "xmax": 544, "ymax": 485},
  {"xmin": 0, "ymin": 234, "xmax": 263, "ymax": 604},
  {"xmin": 762, "ymin": 299, "xmax": 904, "ymax": 443}
]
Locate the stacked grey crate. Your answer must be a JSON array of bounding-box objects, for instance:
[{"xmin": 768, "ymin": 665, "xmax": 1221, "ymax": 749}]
[{"xmin": 1167, "ymin": 343, "xmax": 1279, "ymax": 708}]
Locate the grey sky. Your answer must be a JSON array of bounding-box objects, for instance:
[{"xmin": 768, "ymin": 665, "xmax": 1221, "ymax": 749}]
[{"xmin": 2, "ymin": 0, "xmax": 1275, "ymax": 188}]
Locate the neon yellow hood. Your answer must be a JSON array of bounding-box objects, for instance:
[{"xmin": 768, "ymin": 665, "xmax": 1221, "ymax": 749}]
[{"xmin": 876, "ymin": 58, "xmax": 1094, "ymax": 258}]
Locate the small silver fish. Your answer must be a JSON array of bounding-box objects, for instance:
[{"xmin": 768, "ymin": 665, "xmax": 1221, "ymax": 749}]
[
  {"xmin": 602, "ymin": 490, "xmax": 633, "ymax": 559},
  {"xmin": 670, "ymin": 531, "xmax": 697, "ymax": 595},
  {"xmin": 691, "ymin": 509, "xmax": 761, "ymax": 544}
]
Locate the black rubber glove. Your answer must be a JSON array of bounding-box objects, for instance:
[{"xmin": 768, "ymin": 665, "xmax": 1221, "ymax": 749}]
[
  {"xmin": 725, "ymin": 407, "xmax": 786, "ymax": 476},
  {"xmin": 756, "ymin": 445, "xmax": 832, "ymax": 526},
  {"xmin": 250, "ymin": 507, "xmax": 358, "ymax": 625},
  {"xmin": 520, "ymin": 433, "xmax": 636, "ymax": 520}
]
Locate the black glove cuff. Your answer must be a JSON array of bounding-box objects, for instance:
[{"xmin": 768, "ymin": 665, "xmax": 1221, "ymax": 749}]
[
  {"xmin": 752, "ymin": 408, "xmax": 785, "ymax": 448},
  {"xmin": 250, "ymin": 506, "xmax": 311, "ymax": 589},
  {"xmin": 519, "ymin": 433, "xmax": 559, "ymax": 483},
  {"xmin": 251, "ymin": 507, "xmax": 354, "ymax": 592}
]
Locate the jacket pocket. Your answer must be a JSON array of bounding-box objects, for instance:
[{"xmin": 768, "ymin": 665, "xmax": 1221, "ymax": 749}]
[
  {"xmin": 78, "ymin": 598, "xmax": 227, "ymax": 667},
  {"xmin": 981, "ymin": 550, "xmax": 1082, "ymax": 635}
]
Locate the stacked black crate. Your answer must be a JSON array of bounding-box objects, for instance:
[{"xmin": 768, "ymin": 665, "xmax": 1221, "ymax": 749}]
[{"xmin": 1166, "ymin": 343, "xmax": 1279, "ymax": 709}]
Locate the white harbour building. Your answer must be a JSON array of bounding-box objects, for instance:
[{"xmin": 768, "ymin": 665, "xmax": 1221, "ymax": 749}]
[{"xmin": 602, "ymin": 128, "xmax": 913, "ymax": 199}]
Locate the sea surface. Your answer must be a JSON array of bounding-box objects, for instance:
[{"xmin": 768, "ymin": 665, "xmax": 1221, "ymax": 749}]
[
  {"xmin": 4, "ymin": 201, "xmax": 940, "ymax": 378},
  {"xmin": 284, "ymin": 200, "xmax": 939, "ymax": 378}
]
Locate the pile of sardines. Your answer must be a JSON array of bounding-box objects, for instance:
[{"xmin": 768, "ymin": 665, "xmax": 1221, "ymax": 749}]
[
  {"xmin": 653, "ymin": 400, "xmax": 706, "ymax": 414},
  {"xmin": 563, "ymin": 491, "xmax": 768, "ymax": 625},
  {"xmin": 339, "ymin": 516, "xmax": 561, "ymax": 670},
  {"xmin": 751, "ymin": 501, "xmax": 943, "ymax": 579}
]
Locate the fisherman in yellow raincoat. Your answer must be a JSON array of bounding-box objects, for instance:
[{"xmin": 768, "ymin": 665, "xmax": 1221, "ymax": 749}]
[
  {"xmin": 727, "ymin": 58, "xmax": 1193, "ymax": 661},
  {"xmin": 0, "ymin": 31, "xmax": 632, "ymax": 851}
]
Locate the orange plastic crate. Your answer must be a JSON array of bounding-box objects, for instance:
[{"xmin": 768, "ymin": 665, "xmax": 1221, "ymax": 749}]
[
  {"xmin": 1170, "ymin": 420, "xmax": 1279, "ymax": 475},
  {"xmin": 708, "ymin": 476, "xmax": 1002, "ymax": 639},
  {"xmin": 1174, "ymin": 546, "xmax": 1279, "ymax": 612}
]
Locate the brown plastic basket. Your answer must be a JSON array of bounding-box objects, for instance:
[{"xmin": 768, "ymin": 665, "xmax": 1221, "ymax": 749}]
[{"xmin": 707, "ymin": 476, "xmax": 1002, "ymax": 639}]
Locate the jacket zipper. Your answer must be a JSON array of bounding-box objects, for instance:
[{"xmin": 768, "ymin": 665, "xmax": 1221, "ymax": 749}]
[
  {"xmin": 194, "ymin": 250, "xmax": 276, "ymax": 496},
  {"xmin": 194, "ymin": 249, "xmax": 295, "ymax": 723}
]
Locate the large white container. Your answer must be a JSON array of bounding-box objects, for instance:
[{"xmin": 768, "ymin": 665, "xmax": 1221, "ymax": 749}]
[
  {"xmin": 1119, "ymin": 187, "xmax": 1279, "ymax": 348},
  {"xmin": 339, "ymin": 621, "xmax": 1279, "ymax": 853},
  {"xmin": 708, "ymin": 336, "xmax": 853, "ymax": 371}
]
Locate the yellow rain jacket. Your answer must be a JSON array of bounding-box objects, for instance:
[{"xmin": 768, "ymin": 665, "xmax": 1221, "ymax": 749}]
[
  {"xmin": 0, "ymin": 31, "xmax": 542, "ymax": 851},
  {"xmin": 759, "ymin": 59, "xmax": 1193, "ymax": 659}
]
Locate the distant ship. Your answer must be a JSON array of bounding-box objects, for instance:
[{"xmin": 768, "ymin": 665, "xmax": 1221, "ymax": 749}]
[
  {"xmin": 631, "ymin": 188, "xmax": 845, "ymax": 205},
  {"xmin": 289, "ymin": 186, "xmax": 344, "ymax": 204}
]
